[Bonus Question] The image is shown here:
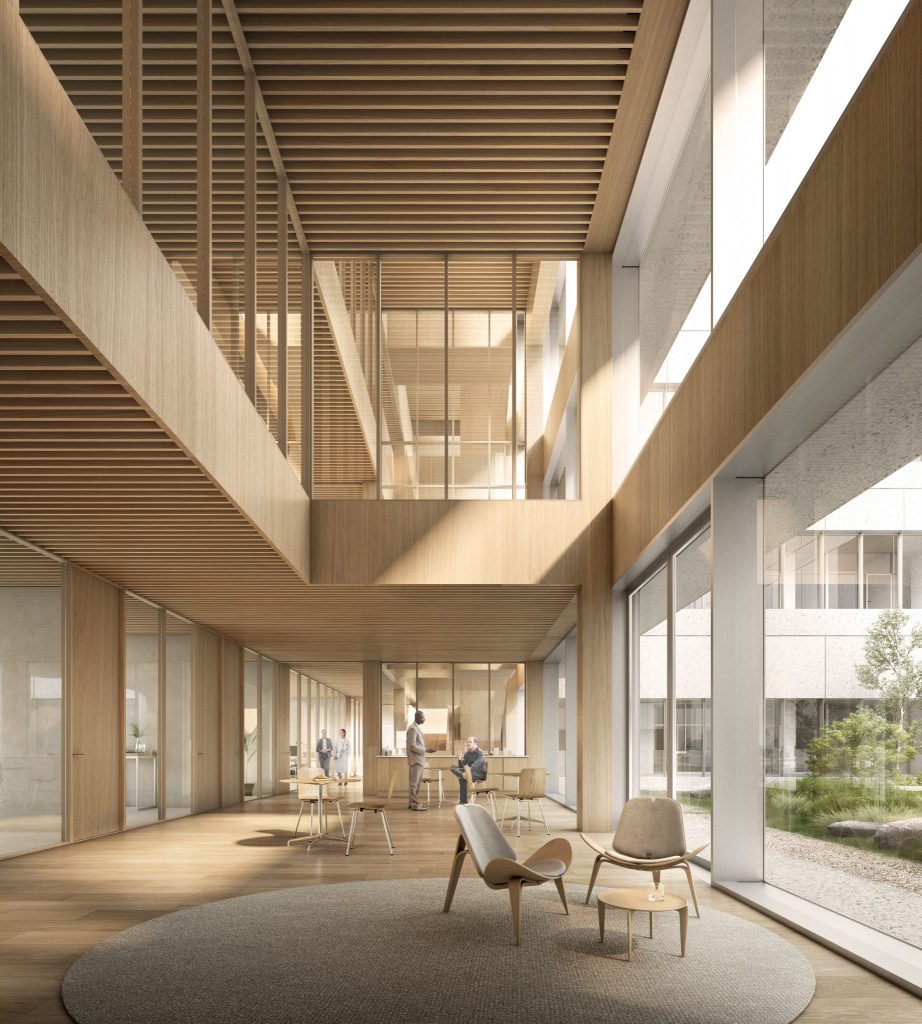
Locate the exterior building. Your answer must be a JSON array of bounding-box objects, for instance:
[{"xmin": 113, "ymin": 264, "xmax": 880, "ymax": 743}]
[{"xmin": 1, "ymin": 0, "xmax": 922, "ymax": 1016}]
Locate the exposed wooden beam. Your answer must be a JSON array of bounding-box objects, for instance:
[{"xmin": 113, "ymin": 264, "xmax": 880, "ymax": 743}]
[
  {"xmin": 244, "ymin": 70, "xmax": 256, "ymax": 401},
  {"xmin": 313, "ymin": 260, "xmax": 379, "ymax": 473},
  {"xmin": 584, "ymin": 0, "xmax": 688, "ymax": 252},
  {"xmin": 301, "ymin": 250, "xmax": 312, "ymax": 496},
  {"xmin": 277, "ymin": 179, "xmax": 288, "ymax": 457},
  {"xmin": 221, "ymin": 0, "xmax": 308, "ymax": 254},
  {"xmin": 195, "ymin": 0, "xmax": 212, "ymax": 328},
  {"xmin": 121, "ymin": 0, "xmax": 142, "ymax": 210}
]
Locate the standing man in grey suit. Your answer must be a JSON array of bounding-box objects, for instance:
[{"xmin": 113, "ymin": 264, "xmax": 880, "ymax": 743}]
[
  {"xmin": 316, "ymin": 729, "xmax": 333, "ymax": 777},
  {"xmin": 406, "ymin": 709, "xmax": 435, "ymax": 811}
]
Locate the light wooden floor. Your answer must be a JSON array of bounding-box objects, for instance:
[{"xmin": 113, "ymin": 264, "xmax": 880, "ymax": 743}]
[{"xmin": 1, "ymin": 788, "xmax": 919, "ymax": 1023}]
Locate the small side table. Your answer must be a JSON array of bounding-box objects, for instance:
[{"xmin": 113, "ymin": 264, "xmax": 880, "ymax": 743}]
[{"xmin": 597, "ymin": 887, "xmax": 688, "ymax": 961}]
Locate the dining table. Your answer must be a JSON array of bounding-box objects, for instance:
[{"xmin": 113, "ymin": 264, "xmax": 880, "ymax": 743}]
[{"xmin": 281, "ymin": 776, "xmax": 347, "ymax": 851}]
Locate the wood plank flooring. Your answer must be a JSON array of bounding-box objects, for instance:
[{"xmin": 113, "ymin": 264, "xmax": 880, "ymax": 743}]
[{"xmin": 0, "ymin": 787, "xmax": 919, "ymax": 1022}]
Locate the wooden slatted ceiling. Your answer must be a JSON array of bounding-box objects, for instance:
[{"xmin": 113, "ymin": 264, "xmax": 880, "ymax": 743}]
[
  {"xmin": 18, "ymin": 0, "xmax": 644, "ymax": 253},
  {"xmin": 0, "ymin": 256, "xmax": 574, "ymax": 659}
]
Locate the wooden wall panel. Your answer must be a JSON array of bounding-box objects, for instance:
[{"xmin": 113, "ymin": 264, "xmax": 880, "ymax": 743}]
[
  {"xmin": 524, "ymin": 661, "xmax": 544, "ymax": 772},
  {"xmin": 66, "ymin": 567, "xmax": 121, "ymax": 842},
  {"xmin": 613, "ymin": 0, "xmax": 922, "ymax": 580},
  {"xmin": 192, "ymin": 625, "xmax": 221, "ymax": 813},
  {"xmin": 220, "ymin": 639, "xmax": 242, "ymax": 807},
  {"xmin": 0, "ymin": 7, "xmax": 309, "ymax": 580}
]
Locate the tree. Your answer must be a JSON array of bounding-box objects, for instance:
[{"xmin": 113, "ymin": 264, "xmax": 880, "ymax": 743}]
[
  {"xmin": 854, "ymin": 609, "xmax": 922, "ymax": 738},
  {"xmin": 806, "ymin": 707, "xmax": 916, "ymax": 781}
]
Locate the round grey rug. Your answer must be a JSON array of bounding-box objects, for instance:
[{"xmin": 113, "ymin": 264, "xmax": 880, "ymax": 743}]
[{"xmin": 62, "ymin": 879, "xmax": 815, "ymax": 1024}]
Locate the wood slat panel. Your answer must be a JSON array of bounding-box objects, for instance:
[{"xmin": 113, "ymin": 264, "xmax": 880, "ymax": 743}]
[{"xmin": 16, "ymin": 0, "xmax": 662, "ymax": 253}]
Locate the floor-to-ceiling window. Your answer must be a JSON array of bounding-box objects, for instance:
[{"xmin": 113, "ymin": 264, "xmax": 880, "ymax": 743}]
[
  {"xmin": 762, "ymin": 335, "xmax": 922, "ymax": 952},
  {"xmin": 124, "ymin": 594, "xmax": 160, "ymax": 829},
  {"xmin": 630, "ymin": 526, "xmax": 712, "ymax": 858},
  {"xmin": 312, "ymin": 255, "xmax": 578, "ymax": 499},
  {"xmin": 0, "ymin": 535, "xmax": 63, "ymax": 858}
]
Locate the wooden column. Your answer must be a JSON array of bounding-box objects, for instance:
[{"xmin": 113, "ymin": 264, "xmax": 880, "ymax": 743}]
[
  {"xmin": 195, "ymin": 0, "xmax": 212, "ymax": 327},
  {"xmin": 362, "ymin": 661, "xmax": 380, "ymax": 797},
  {"xmin": 121, "ymin": 0, "xmax": 143, "ymax": 210},
  {"xmin": 277, "ymin": 180, "xmax": 288, "ymax": 456},
  {"xmin": 244, "ymin": 72, "xmax": 257, "ymax": 403},
  {"xmin": 66, "ymin": 566, "xmax": 121, "ymax": 843},
  {"xmin": 220, "ymin": 640, "xmax": 243, "ymax": 807},
  {"xmin": 301, "ymin": 250, "xmax": 313, "ymax": 495},
  {"xmin": 192, "ymin": 625, "xmax": 221, "ymax": 813}
]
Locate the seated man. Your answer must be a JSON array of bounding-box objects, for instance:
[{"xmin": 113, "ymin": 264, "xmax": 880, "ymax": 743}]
[{"xmin": 450, "ymin": 736, "xmax": 486, "ymax": 805}]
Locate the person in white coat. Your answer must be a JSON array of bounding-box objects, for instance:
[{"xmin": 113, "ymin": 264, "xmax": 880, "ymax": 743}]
[{"xmin": 333, "ymin": 728, "xmax": 350, "ymax": 784}]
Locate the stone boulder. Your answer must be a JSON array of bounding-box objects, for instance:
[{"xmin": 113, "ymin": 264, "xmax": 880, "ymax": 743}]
[
  {"xmin": 826, "ymin": 820, "xmax": 880, "ymax": 839},
  {"xmin": 873, "ymin": 818, "xmax": 922, "ymax": 852}
]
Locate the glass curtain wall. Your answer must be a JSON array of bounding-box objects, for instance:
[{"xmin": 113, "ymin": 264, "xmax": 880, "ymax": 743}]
[
  {"xmin": 286, "ymin": 670, "xmax": 362, "ymax": 780},
  {"xmin": 0, "ymin": 537, "xmax": 63, "ymax": 858},
  {"xmin": 630, "ymin": 527, "xmax": 712, "ymax": 857},
  {"xmin": 124, "ymin": 595, "xmax": 160, "ymax": 828},
  {"xmin": 762, "ymin": 335, "xmax": 922, "ymax": 951},
  {"xmin": 164, "ymin": 613, "xmax": 192, "ymax": 818},
  {"xmin": 316, "ymin": 255, "xmax": 578, "ymax": 499},
  {"xmin": 380, "ymin": 663, "xmax": 526, "ymax": 756}
]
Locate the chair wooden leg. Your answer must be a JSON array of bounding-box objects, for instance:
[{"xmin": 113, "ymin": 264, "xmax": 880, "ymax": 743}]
[
  {"xmin": 336, "ymin": 801, "xmax": 345, "ymax": 837},
  {"xmin": 488, "ymin": 791, "xmax": 497, "ymax": 819},
  {"xmin": 443, "ymin": 840, "xmax": 468, "ymax": 913},
  {"xmin": 554, "ymin": 876, "xmax": 569, "ymax": 915},
  {"xmin": 508, "ymin": 878, "xmax": 524, "ymax": 946},
  {"xmin": 499, "ymin": 796, "xmax": 510, "ymax": 828},
  {"xmin": 345, "ymin": 809, "xmax": 359, "ymax": 856},
  {"xmin": 381, "ymin": 810, "xmax": 395, "ymax": 855},
  {"xmin": 585, "ymin": 855, "xmax": 603, "ymax": 904},
  {"xmin": 680, "ymin": 862, "xmax": 701, "ymax": 918},
  {"xmin": 516, "ymin": 800, "xmax": 522, "ymax": 838}
]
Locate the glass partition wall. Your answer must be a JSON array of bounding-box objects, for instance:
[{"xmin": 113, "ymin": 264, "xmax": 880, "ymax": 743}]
[
  {"xmin": 630, "ymin": 527, "xmax": 712, "ymax": 858},
  {"xmin": 0, "ymin": 536, "xmax": 63, "ymax": 858},
  {"xmin": 124, "ymin": 595, "xmax": 160, "ymax": 828},
  {"xmin": 287, "ymin": 668, "xmax": 360, "ymax": 779},
  {"xmin": 380, "ymin": 663, "xmax": 525, "ymax": 756},
  {"xmin": 312, "ymin": 255, "xmax": 579, "ymax": 499}
]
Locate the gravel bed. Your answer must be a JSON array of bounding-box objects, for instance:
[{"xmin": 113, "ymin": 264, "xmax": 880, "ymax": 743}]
[{"xmin": 765, "ymin": 827, "xmax": 922, "ymax": 896}]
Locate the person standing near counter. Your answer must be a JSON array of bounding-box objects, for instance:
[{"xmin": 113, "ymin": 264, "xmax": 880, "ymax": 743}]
[
  {"xmin": 406, "ymin": 709, "xmax": 435, "ymax": 811},
  {"xmin": 316, "ymin": 729, "xmax": 333, "ymax": 777}
]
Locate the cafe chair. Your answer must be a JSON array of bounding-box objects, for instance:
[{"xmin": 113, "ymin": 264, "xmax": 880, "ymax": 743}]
[
  {"xmin": 443, "ymin": 804, "xmax": 572, "ymax": 946},
  {"xmin": 580, "ymin": 795, "xmax": 707, "ymax": 916},
  {"xmin": 345, "ymin": 771, "xmax": 398, "ymax": 856},
  {"xmin": 499, "ymin": 767, "xmax": 550, "ymax": 838},
  {"xmin": 291, "ymin": 777, "xmax": 346, "ymax": 842},
  {"xmin": 464, "ymin": 764, "xmax": 499, "ymax": 817}
]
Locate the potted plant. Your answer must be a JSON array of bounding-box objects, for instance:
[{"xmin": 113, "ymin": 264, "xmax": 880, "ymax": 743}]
[
  {"xmin": 243, "ymin": 728, "xmax": 257, "ymax": 796},
  {"xmin": 128, "ymin": 721, "xmax": 148, "ymax": 752}
]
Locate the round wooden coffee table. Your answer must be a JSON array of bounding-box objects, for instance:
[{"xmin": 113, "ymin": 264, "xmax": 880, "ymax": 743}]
[{"xmin": 597, "ymin": 887, "xmax": 688, "ymax": 961}]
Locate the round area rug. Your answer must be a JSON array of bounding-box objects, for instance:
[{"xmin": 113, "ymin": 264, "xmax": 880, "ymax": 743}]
[{"xmin": 62, "ymin": 879, "xmax": 815, "ymax": 1024}]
